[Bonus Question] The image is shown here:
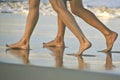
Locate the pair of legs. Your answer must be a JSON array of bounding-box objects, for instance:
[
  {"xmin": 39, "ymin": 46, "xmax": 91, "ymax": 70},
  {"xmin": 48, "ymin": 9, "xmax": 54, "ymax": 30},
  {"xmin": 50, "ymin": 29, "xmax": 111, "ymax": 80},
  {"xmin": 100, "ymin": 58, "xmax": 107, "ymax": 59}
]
[
  {"xmin": 7, "ymin": 0, "xmax": 91, "ymax": 56},
  {"xmin": 44, "ymin": 0, "xmax": 118, "ymax": 53}
]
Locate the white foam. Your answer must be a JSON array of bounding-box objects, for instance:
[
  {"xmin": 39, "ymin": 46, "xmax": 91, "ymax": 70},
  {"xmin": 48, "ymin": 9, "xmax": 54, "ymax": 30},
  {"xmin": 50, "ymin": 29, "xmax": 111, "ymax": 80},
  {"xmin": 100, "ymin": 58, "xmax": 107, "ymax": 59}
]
[{"xmin": 0, "ymin": 1, "xmax": 120, "ymax": 18}]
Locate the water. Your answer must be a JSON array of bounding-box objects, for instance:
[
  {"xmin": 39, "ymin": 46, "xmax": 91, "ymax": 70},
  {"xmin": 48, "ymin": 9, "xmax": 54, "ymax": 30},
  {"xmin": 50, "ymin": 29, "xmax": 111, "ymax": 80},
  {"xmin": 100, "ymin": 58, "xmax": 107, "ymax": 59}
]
[
  {"xmin": 0, "ymin": 13, "xmax": 120, "ymax": 74},
  {"xmin": 0, "ymin": 0, "xmax": 120, "ymax": 25},
  {"xmin": 0, "ymin": 0, "xmax": 120, "ymax": 18},
  {"xmin": 0, "ymin": 0, "xmax": 120, "ymax": 78},
  {"xmin": 83, "ymin": 0, "xmax": 120, "ymax": 8},
  {"xmin": 1, "ymin": 0, "xmax": 120, "ymax": 8}
]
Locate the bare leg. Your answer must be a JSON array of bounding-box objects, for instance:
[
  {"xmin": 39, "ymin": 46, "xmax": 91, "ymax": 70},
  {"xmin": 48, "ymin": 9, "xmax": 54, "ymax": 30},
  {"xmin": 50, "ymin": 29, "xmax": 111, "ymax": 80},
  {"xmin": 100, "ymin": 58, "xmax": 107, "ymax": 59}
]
[
  {"xmin": 49, "ymin": 0, "xmax": 91, "ymax": 56},
  {"xmin": 43, "ymin": 14, "xmax": 66, "ymax": 47},
  {"xmin": 70, "ymin": 0, "xmax": 117, "ymax": 52},
  {"xmin": 6, "ymin": 0, "xmax": 40, "ymax": 49},
  {"xmin": 43, "ymin": 1, "xmax": 67, "ymax": 47}
]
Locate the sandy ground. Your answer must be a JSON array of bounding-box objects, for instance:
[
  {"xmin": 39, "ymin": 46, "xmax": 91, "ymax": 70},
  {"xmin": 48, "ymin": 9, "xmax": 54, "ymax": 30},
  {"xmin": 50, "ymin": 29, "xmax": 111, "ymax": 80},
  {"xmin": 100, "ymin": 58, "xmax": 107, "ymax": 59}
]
[{"xmin": 0, "ymin": 13, "xmax": 120, "ymax": 77}]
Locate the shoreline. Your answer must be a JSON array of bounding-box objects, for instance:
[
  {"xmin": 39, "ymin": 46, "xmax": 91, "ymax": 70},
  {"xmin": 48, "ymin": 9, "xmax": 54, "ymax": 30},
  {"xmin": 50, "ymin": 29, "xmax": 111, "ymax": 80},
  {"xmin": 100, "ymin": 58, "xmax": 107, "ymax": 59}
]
[
  {"xmin": 0, "ymin": 1, "xmax": 120, "ymax": 18},
  {"xmin": 1, "ymin": 62, "xmax": 120, "ymax": 80},
  {"xmin": 0, "ymin": 13, "xmax": 120, "ymax": 75}
]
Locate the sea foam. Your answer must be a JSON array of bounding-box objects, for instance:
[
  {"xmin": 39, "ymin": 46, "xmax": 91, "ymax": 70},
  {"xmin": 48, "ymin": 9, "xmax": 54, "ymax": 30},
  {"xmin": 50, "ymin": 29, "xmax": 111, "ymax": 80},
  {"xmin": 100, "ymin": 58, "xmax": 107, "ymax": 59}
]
[{"xmin": 0, "ymin": 1, "xmax": 120, "ymax": 18}]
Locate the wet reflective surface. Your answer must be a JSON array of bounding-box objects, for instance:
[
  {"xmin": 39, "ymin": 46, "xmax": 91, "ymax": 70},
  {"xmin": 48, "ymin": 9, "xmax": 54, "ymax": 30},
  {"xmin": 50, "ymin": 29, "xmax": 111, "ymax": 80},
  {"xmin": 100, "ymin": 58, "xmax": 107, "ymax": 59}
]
[{"xmin": 0, "ymin": 14, "xmax": 120, "ymax": 75}]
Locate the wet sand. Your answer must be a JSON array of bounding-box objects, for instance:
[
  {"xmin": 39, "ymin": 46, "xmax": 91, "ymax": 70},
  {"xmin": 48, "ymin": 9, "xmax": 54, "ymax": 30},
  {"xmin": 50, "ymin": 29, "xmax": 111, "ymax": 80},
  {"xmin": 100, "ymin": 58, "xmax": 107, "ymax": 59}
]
[{"xmin": 0, "ymin": 13, "xmax": 120, "ymax": 79}]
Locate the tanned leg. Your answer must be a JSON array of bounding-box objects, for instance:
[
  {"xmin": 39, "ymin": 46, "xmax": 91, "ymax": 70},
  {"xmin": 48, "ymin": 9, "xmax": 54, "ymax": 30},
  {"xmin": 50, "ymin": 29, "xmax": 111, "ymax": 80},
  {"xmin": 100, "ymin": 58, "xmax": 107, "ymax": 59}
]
[
  {"xmin": 49, "ymin": 0, "xmax": 91, "ymax": 56},
  {"xmin": 70, "ymin": 0, "xmax": 117, "ymax": 52},
  {"xmin": 43, "ymin": 14, "xmax": 66, "ymax": 47},
  {"xmin": 43, "ymin": 1, "xmax": 67, "ymax": 48},
  {"xmin": 6, "ymin": 0, "xmax": 40, "ymax": 50}
]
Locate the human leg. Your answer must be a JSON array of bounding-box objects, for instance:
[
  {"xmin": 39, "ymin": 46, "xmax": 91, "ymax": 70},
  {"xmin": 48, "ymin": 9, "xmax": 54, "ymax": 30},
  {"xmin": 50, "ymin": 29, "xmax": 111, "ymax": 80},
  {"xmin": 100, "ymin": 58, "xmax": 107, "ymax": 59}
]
[
  {"xmin": 6, "ymin": 0, "xmax": 40, "ymax": 49},
  {"xmin": 43, "ymin": 0, "xmax": 67, "ymax": 47},
  {"xmin": 43, "ymin": 14, "xmax": 66, "ymax": 47},
  {"xmin": 49, "ymin": 0, "xmax": 91, "ymax": 56},
  {"xmin": 70, "ymin": 0, "xmax": 117, "ymax": 52}
]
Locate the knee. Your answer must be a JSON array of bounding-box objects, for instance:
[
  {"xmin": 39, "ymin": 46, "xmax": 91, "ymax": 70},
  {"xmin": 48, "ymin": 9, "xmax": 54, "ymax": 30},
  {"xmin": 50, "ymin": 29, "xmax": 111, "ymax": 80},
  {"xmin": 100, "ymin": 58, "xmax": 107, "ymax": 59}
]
[
  {"xmin": 71, "ymin": 6, "xmax": 84, "ymax": 16},
  {"xmin": 50, "ymin": 0, "xmax": 66, "ymax": 13}
]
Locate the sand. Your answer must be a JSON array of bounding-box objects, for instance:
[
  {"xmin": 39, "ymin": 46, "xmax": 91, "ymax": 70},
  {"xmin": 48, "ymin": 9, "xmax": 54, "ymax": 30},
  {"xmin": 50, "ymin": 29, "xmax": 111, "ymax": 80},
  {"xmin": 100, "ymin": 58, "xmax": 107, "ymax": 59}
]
[{"xmin": 0, "ymin": 13, "xmax": 120, "ymax": 79}]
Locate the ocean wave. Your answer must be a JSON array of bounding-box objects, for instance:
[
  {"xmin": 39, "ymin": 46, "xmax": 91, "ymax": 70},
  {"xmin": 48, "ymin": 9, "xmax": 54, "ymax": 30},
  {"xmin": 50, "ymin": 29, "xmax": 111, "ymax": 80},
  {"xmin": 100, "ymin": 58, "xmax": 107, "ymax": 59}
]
[
  {"xmin": 87, "ymin": 6, "xmax": 120, "ymax": 18},
  {"xmin": 0, "ymin": 1, "xmax": 120, "ymax": 18}
]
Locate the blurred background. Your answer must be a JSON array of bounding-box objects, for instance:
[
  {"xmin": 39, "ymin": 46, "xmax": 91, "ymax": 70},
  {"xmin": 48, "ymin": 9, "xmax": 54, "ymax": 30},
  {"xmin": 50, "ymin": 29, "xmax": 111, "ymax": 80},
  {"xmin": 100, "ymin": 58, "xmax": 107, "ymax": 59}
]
[{"xmin": 0, "ymin": 0, "xmax": 120, "ymax": 8}]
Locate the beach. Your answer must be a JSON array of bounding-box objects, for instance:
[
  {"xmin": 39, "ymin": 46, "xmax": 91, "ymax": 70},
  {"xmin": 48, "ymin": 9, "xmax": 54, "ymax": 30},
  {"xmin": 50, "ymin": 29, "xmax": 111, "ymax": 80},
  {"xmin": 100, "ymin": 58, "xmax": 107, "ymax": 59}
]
[
  {"xmin": 0, "ymin": 1, "xmax": 120, "ymax": 80},
  {"xmin": 0, "ymin": 1, "xmax": 120, "ymax": 17}
]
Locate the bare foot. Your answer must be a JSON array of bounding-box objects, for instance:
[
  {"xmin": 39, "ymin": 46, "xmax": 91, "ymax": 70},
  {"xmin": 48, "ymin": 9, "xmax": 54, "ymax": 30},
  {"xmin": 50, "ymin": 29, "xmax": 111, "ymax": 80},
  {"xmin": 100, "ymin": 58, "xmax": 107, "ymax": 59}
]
[
  {"xmin": 6, "ymin": 42, "xmax": 29, "ymax": 50},
  {"xmin": 72, "ymin": 40, "xmax": 91, "ymax": 56},
  {"xmin": 101, "ymin": 32, "xmax": 118, "ymax": 52},
  {"xmin": 43, "ymin": 40, "xmax": 65, "ymax": 48}
]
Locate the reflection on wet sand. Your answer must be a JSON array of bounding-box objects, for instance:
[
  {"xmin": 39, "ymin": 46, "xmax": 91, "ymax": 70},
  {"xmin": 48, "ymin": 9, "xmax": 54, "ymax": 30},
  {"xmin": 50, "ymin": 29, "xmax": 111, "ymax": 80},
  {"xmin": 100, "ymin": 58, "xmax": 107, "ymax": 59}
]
[
  {"xmin": 67, "ymin": 51, "xmax": 116, "ymax": 71},
  {"xmin": 79, "ymin": 52, "xmax": 115, "ymax": 70},
  {"xmin": 45, "ymin": 47, "xmax": 64, "ymax": 68},
  {"xmin": 77, "ymin": 56, "xmax": 89, "ymax": 70},
  {"xmin": 5, "ymin": 47, "xmax": 117, "ymax": 71},
  {"xmin": 104, "ymin": 52, "xmax": 115, "ymax": 70},
  {"xmin": 36, "ymin": 47, "xmax": 90, "ymax": 70},
  {"xmin": 6, "ymin": 49, "xmax": 30, "ymax": 64}
]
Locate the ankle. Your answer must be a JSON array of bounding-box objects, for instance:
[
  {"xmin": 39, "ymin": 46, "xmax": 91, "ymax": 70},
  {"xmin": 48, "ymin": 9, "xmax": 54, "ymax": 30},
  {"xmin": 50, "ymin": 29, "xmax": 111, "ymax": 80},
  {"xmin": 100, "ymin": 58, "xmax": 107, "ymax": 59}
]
[
  {"xmin": 55, "ymin": 37, "xmax": 64, "ymax": 43},
  {"xmin": 20, "ymin": 39, "xmax": 29, "ymax": 45}
]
